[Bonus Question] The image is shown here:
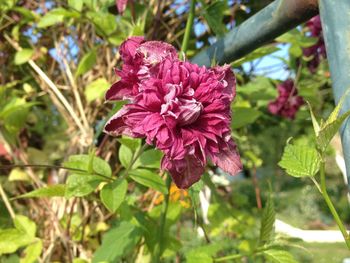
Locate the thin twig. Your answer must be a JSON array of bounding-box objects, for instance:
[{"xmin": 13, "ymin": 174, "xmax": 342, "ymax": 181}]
[{"xmin": 0, "ymin": 183, "xmax": 16, "ymax": 219}]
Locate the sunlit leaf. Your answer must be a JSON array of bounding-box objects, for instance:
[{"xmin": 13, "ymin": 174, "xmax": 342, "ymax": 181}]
[
  {"xmin": 15, "ymin": 184, "xmax": 66, "ymax": 199},
  {"xmin": 100, "ymin": 179, "xmax": 127, "ymax": 213},
  {"xmin": 129, "ymin": 169, "xmax": 167, "ymax": 194},
  {"xmin": 259, "ymin": 197, "xmax": 275, "ymax": 245},
  {"xmin": 14, "ymin": 49, "xmax": 34, "ymax": 65},
  {"xmin": 279, "ymin": 144, "xmax": 320, "ymax": 177},
  {"xmin": 75, "ymin": 50, "xmax": 97, "ymax": 77},
  {"xmin": 263, "ymin": 249, "xmax": 298, "ymax": 263},
  {"xmin": 92, "ymin": 221, "xmax": 141, "ymax": 263}
]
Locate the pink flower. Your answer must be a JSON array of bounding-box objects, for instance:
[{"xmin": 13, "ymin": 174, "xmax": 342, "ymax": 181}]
[
  {"xmin": 268, "ymin": 79, "xmax": 304, "ymax": 120},
  {"xmin": 303, "ymin": 15, "xmax": 326, "ymax": 73},
  {"xmin": 116, "ymin": 0, "xmax": 128, "ymax": 14},
  {"xmin": 104, "ymin": 37, "xmax": 242, "ymax": 188},
  {"xmin": 105, "ymin": 36, "xmax": 177, "ymax": 101}
]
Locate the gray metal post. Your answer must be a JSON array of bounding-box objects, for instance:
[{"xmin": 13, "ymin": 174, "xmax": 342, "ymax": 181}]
[
  {"xmin": 319, "ymin": 0, "xmax": 350, "ymax": 189},
  {"xmin": 192, "ymin": 0, "xmax": 318, "ymax": 67}
]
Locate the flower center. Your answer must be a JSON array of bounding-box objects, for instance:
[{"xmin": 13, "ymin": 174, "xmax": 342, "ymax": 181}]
[{"xmin": 160, "ymin": 84, "xmax": 202, "ymax": 126}]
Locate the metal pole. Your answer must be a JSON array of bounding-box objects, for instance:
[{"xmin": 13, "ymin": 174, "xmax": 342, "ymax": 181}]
[
  {"xmin": 192, "ymin": 0, "xmax": 318, "ymax": 67},
  {"xmin": 319, "ymin": 0, "xmax": 350, "ymax": 189}
]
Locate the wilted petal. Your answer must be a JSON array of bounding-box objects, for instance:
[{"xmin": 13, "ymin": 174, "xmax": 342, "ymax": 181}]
[
  {"xmin": 210, "ymin": 139, "xmax": 242, "ymax": 176},
  {"xmin": 138, "ymin": 41, "xmax": 178, "ymax": 65},
  {"xmin": 161, "ymin": 155, "xmax": 204, "ymax": 189}
]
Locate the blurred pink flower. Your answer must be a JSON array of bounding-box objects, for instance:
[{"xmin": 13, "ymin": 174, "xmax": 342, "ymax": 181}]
[
  {"xmin": 116, "ymin": 0, "xmax": 128, "ymax": 14},
  {"xmin": 104, "ymin": 37, "xmax": 242, "ymax": 188},
  {"xmin": 268, "ymin": 79, "xmax": 304, "ymax": 120},
  {"xmin": 303, "ymin": 15, "xmax": 327, "ymax": 73}
]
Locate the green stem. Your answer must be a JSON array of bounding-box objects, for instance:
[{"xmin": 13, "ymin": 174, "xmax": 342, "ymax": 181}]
[
  {"xmin": 180, "ymin": 0, "xmax": 196, "ymax": 58},
  {"xmin": 319, "ymin": 160, "xmax": 350, "ymax": 249},
  {"xmin": 121, "ymin": 143, "xmax": 148, "ymax": 180},
  {"xmin": 154, "ymin": 174, "xmax": 172, "ymax": 263},
  {"xmin": 214, "ymin": 253, "xmax": 244, "ymax": 262}
]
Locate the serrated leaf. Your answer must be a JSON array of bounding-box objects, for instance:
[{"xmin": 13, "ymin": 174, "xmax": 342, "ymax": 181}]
[
  {"xmin": 92, "ymin": 221, "xmax": 141, "ymax": 263},
  {"xmin": 75, "ymin": 50, "xmax": 97, "ymax": 77},
  {"xmin": 316, "ymin": 109, "xmax": 350, "ymax": 153},
  {"xmin": 15, "ymin": 184, "xmax": 66, "ymax": 199},
  {"xmin": 129, "ymin": 169, "xmax": 167, "ymax": 194},
  {"xmin": 278, "ymin": 144, "xmax": 320, "ymax": 177},
  {"xmin": 20, "ymin": 240, "xmax": 42, "ymax": 263},
  {"xmin": 259, "ymin": 197, "xmax": 275, "ymax": 245},
  {"xmin": 14, "ymin": 49, "xmax": 34, "ymax": 65},
  {"xmin": 263, "ymin": 249, "xmax": 298, "ymax": 263},
  {"xmin": 100, "ymin": 179, "xmax": 127, "ymax": 213}
]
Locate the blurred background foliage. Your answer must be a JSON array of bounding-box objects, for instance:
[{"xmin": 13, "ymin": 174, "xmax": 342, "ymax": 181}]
[{"xmin": 0, "ymin": 0, "xmax": 349, "ymax": 262}]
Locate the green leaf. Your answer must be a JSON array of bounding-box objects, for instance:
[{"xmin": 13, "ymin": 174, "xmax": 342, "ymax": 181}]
[
  {"xmin": 238, "ymin": 77, "xmax": 277, "ymax": 101},
  {"xmin": 278, "ymin": 144, "xmax": 321, "ymax": 178},
  {"xmin": 129, "ymin": 169, "xmax": 168, "ymax": 194},
  {"xmin": 316, "ymin": 109, "xmax": 350, "ymax": 153},
  {"xmin": 15, "ymin": 184, "xmax": 66, "ymax": 199},
  {"xmin": 14, "ymin": 49, "xmax": 34, "ymax": 65},
  {"xmin": 8, "ymin": 169, "xmax": 30, "ymax": 182},
  {"xmin": 14, "ymin": 215, "xmax": 36, "ymax": 238},
  {"xmin": 75, "ymin": 50, "xmax": 97, "ymax": 77},
  {"xmin": 84, "ymin": 78, "xmax": 109, "ymax": 102},
  {"xmin": 187, "ymin": 252, "xmax": 213, "ymax": 263},
  {"xmin": 64, "ymin": 154, "xmax": 112, "ymax": 178},
  {"xmin": 202, "ymin": 1, "xmax": 226, "ymax": 36},
  {"xmin": 65, "ymin": 174, "xmax": 102, "ymax": 198},
  {"xmin": 0, "ymin": 229, "xmax": 34, "ymax": 255},
  {"xmin": 68, "ymin": 0, "xmax": 83, "ymax": 11},
  {"xmin": 322, "ymin": 89, "xmax": 350, "ymax": 128},
  {"xmin": 118, "ymin": 144, "xmax": 141, "ymax": 169},
  {"xmin": 100, "ymin": 179, "xmax": 128, "ymax": 213},
  {"xmin": 263, "ymin": 249, "xmax": 298, "ymax": 263},
  {"xmin": 259, "ymin": 197, "xmax": 275, "ymax": 245},
  {"xmin": 117, "ymin": 137, "xmax": 141, "ymax": 152},
  {"xmin": 20, "ymin": 240, "xmax": 42, "ymax": 263},
  {"xmin": 92, "ymin": 221, "xmax": 141, "ymax": 263},
  {"xmin": 37, "ymin": 11, "xmax": 64, "ymax": 28},
  {"xmin": 139, "ymin": 149, "xmax": 162, "ymax": 168},
  {"xmin": 231, "ymin": 107, "xmax": 262, "ymax": 129},
  {"xmin": 232, "ymin": 45, "xmax": 280, "ymax": 67},
  {"xmin": 306, "ymin": 101, "xmax": 320, "ymax": 136},
  {"xmin": 86, "ymin": 11, "xmax": 117, "ymax": 36}
]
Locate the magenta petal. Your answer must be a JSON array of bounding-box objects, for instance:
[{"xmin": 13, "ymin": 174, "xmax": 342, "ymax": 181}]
[
  {"xmin": 138, "ymin": 41, "xmax": 178, "ymax": 65},
  {"xmin": 104, "ymin": 107, "xmax": 133, "ymax": 136},
  {"xmin": 162, "ymin": 155, "xmax": 204, "ymax": 189},
  {"xmin": 105, "ymin": 81, "xmax": 134, "ymax": 101},
  {"xmin": 211, "ymin": 140, "xmax": 242, "ymax": 176},
  {"xmin": 120, "ymin": 36, "xmax": 145, "ymax": 64}
]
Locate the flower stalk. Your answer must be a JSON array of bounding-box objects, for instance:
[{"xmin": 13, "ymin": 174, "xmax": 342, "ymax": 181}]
[
  {"xmin": 318, "ymin": 160, "xmax": 350, "ymax": 249},
  {"xmin": 154, "ymin": 174, "xmax": 172, "ymax": 263},
  {"xmin": 180, "ymin": 0, "xmax": 196, "ymax": 58}
]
